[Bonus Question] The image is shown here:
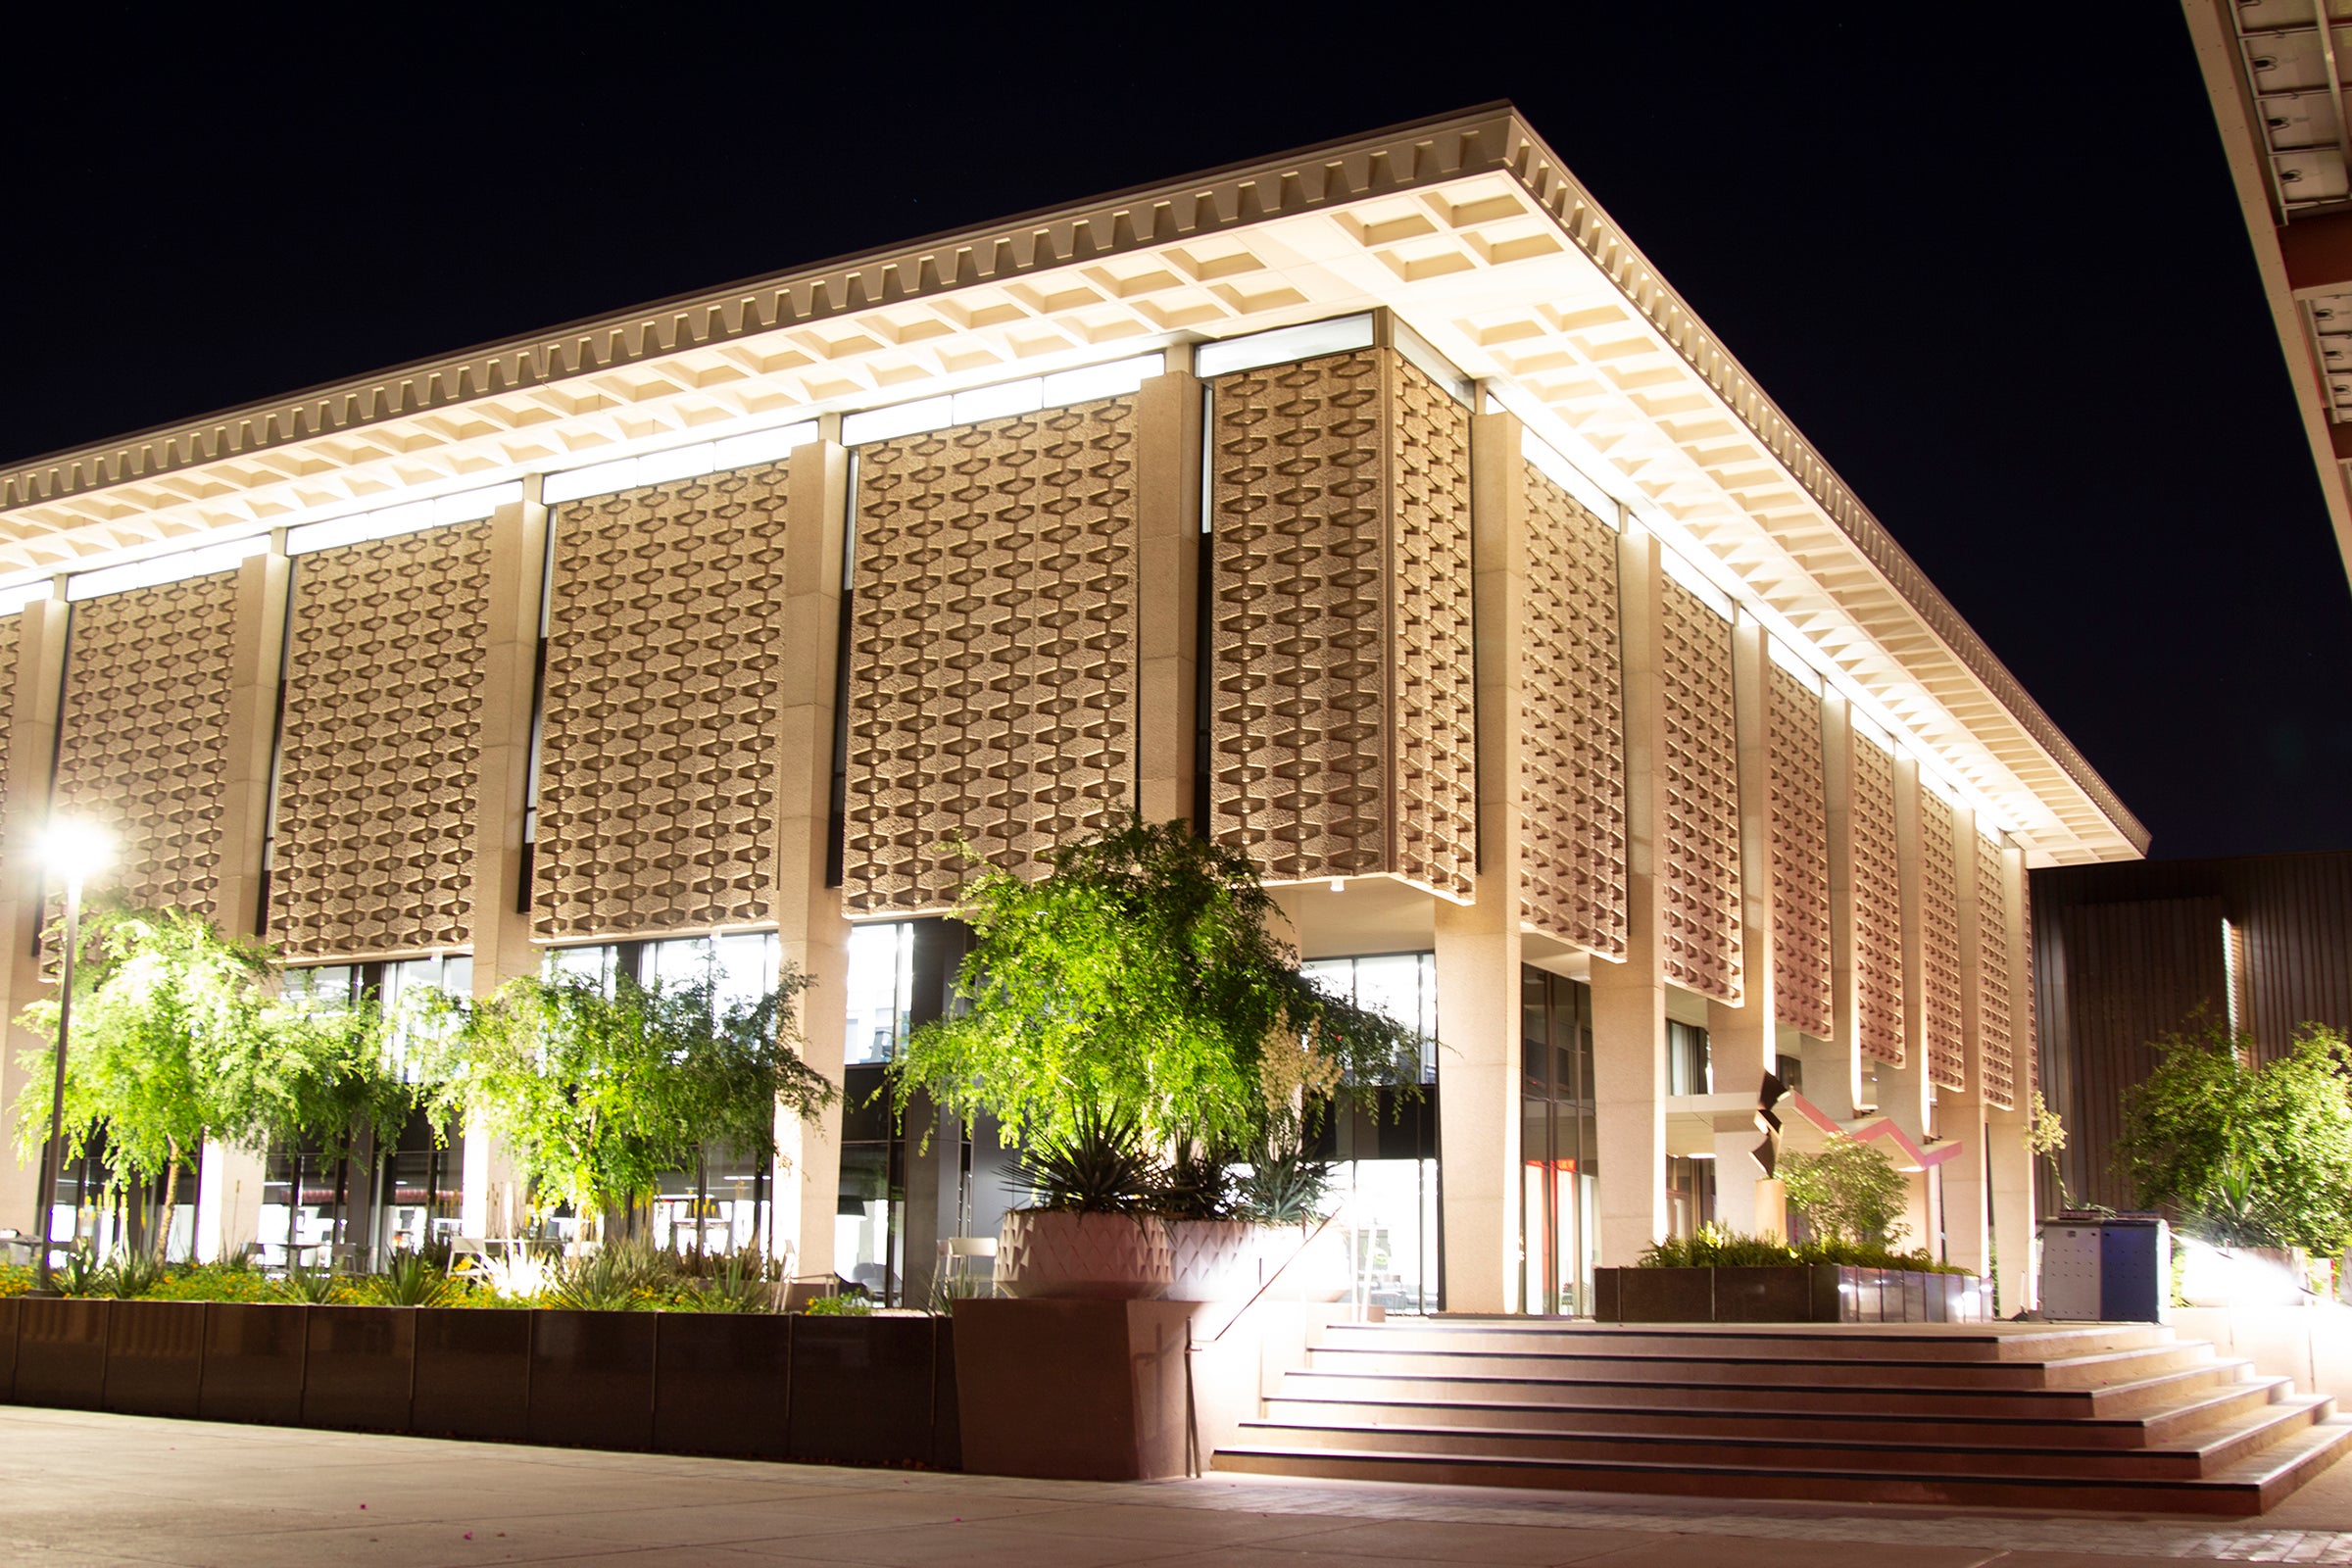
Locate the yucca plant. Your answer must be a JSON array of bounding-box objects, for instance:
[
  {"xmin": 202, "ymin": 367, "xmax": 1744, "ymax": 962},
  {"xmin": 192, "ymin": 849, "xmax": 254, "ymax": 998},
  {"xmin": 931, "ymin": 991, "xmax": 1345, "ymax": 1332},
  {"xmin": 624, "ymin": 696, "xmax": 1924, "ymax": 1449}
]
[
  {"xmin": 364, "ymin": 1250, "xmax": 452, "ymax": 1306},
  {"xmin": 1008, "ymin": 1108, "xmax": 1164, "ymax": 1214}
]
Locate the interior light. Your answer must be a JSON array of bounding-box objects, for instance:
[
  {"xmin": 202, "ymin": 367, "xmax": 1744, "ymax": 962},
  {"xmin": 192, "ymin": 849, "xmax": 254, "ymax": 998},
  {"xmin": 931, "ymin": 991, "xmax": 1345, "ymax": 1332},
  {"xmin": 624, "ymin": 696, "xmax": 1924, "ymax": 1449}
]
[{"xmin": 1329, "ymin": 878, "xmax": 1345, "ymax": 893}]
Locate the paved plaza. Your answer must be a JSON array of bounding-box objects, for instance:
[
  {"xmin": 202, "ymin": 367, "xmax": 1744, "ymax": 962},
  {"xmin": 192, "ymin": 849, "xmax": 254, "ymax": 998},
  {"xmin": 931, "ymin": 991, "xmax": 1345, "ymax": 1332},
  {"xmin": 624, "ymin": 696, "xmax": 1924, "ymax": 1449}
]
[{"xmin": 9, "ymin": 1407, "xmax": 2352, "ymax": 1566}]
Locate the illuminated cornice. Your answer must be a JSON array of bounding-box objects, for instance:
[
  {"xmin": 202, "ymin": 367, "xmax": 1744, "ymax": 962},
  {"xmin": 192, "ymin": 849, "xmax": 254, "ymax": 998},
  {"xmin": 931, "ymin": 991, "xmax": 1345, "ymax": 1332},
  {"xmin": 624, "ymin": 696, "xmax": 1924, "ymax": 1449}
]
[{"xmin": 0, "ymin": 103, "xmax": 2145, "ymax": 865}]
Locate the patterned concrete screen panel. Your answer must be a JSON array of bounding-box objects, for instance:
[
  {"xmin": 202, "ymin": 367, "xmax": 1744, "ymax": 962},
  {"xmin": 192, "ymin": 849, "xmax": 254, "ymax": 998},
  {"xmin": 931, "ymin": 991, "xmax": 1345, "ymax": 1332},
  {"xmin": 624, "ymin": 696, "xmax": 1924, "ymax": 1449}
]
[
  {"xmin": 270, "ymin": 522, "xmax": 493, "ymax": 957},
  {"xmin": 842, "ymin": 397, "xmax": 1140, "ymax": 916},
  {"xmin": 54, "ymin": 574, "xmax": 241, "ymax": 916},
  {"xmin": 1852, "ymin": 731, "xmax": 1906, "ymax": 1066},
  {"xmin": 535, "ymin": 462, "xmax": 794, "ymax": 941},
  {"xmin": 1767, "ymin": 664, "xmax": 1832, "ymax": 1037},
  {"xmin": 1658, "ymin": 579, "xmax": 1741, "ymax": 1004},
  {"xmin": 1520, "ymin": 463, "xmax": 1626, "ymax": 958},
  {"xmin": 1921, "ymin": 789, "xmax": 1967, "ymax": 1093},
  {"xmin": 1976, "ymin": 831, "xmax": 2017, "ymax": 1109},
  {"xmin": 1205, "ymin": 347, "xmax": 1475, "ymax": 901}
]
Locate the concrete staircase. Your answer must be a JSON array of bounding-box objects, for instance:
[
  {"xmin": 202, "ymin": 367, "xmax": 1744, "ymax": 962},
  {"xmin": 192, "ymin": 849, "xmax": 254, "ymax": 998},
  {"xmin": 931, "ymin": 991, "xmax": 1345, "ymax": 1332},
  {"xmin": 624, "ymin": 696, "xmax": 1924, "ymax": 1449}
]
[{"xmin": 1211, "ymin": 1318, "xmax": 2352, "ymax": 1514}]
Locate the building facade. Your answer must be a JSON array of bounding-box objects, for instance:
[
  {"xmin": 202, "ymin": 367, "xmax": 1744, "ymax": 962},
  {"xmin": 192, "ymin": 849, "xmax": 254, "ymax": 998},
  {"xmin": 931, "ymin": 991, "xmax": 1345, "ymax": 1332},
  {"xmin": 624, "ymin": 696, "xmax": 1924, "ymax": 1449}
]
[
  {"xmin": 0, "ymin": 106, "xmax": 2143, "ymax": 1313},
  {"xmin": 2033, "ymin": 850, "xmax": 2352, "ymax": 1212}
]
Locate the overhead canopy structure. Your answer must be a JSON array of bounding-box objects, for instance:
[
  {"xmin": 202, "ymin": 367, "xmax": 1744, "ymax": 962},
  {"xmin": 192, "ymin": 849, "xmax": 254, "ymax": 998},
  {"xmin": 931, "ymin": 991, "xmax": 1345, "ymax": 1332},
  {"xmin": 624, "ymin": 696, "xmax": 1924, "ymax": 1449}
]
[{"xmin": 0, "ymin": 103, "xmax": 2142, "ymax": 866}]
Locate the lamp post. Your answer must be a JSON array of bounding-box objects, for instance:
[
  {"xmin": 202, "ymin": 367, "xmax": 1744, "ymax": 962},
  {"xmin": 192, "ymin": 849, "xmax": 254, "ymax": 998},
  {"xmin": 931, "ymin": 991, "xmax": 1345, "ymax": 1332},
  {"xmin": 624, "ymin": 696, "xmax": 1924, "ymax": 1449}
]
[{"xmin": 29, "ymin": 818, "xmax": 111, "ymax": 1297}]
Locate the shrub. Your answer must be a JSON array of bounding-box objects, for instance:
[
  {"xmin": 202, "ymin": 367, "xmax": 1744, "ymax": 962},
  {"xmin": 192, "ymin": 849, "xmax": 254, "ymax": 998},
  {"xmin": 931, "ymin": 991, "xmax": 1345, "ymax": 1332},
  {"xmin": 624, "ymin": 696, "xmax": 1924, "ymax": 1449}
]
[
  {"xmin": 1639, "ymin": 1225, "xmax": 1969, "ymax": 1275},
  {"xmin": 364, "ymin": 1250, "xmax": 452, "ymax": 1307},
  {"xmin": 1781, "ymin": 1133, "xmax": 1909, "ymax": 1246},
  {"xmin": 1234, "ymin": 1137, "xmax": 1334, "ymax": 1227},
  {"xmin": 801, "ymin": 1291, "xmax": 871, "ymax": 1316},
  {"xmin": 2116, "ymin": 1021, "xmax": 2352, "ymax": 1251}
]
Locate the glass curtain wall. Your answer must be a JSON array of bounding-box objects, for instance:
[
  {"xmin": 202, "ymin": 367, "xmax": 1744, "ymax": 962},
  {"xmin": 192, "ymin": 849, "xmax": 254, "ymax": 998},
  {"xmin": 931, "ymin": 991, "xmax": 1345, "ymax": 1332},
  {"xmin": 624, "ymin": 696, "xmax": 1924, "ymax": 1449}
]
[
  {"xmin": 839, "ymin": 919, "xmax": 914, "ymax": 1298},
  {"xmin": 1521, "ymin": 967, "xmax": 1599, "ymax": 1315},
  {"xmin": 264, "ymin": 956, "xmax": 470, "ymax": 1265},
  {"xmin": 46, "ymin": 1131, "xmax": 198, "ymax": 1261},
  {"xmin": 1299, "ymin": 954, "xmax": 1442, "ymax": 1314},
  {"xmin": 539, "ymin": 932, "xmax": 781, "ymax": 1255}
]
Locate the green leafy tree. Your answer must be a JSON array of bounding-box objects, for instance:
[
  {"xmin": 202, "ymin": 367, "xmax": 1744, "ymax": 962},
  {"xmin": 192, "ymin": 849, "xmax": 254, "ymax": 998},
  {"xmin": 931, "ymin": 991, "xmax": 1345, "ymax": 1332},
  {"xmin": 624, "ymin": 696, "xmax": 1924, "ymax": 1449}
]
[
  {"xmin": 10, "ymin": 908, "xmax": 418, "ymax": 1255},
  {"xmin": 1781, "ymin": 1132, "xmax": 1910, "ymax": 1247},
  {"xmin": 2115, "ymin": 1020, "xmax": 2352, "ymax": 1252},
  {"xmin": 422, "ymin": 967, "xmax": 833, "ymax": 1234},
  {"xmin": 887, "ymin": 816, "xmax": 1422, "ymax": 1153}
]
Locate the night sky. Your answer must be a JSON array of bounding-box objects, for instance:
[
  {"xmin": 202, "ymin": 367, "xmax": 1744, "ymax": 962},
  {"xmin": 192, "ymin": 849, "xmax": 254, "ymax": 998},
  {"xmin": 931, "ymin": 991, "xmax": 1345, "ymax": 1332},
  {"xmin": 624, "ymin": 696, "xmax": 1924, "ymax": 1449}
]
[{"xmin": 4, "ymin": 8, "xmax": 2341, "ymax": 861}]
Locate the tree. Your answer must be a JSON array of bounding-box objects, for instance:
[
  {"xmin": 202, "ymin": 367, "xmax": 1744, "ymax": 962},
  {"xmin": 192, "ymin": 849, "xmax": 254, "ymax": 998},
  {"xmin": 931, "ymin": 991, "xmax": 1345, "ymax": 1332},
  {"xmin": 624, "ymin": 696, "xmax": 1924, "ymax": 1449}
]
[
  {"xmin": 9, "ymin": 908, "xmax": 415, "ymax": 1256},
  {"xmin": 887, "ymin": 815, "xmax": 1422, "ymax": 1152},
  {"xmin": 2115, "ymin": 1020, "xmax": 2352, "ymax": 1252},
  {"xmin": 1781, "ymin": 1132, "xmax": 1909, "ymax": 1247},
  {"xmin": 422, "ymin": 967, "xmax": 832, "ymax": 1237}
]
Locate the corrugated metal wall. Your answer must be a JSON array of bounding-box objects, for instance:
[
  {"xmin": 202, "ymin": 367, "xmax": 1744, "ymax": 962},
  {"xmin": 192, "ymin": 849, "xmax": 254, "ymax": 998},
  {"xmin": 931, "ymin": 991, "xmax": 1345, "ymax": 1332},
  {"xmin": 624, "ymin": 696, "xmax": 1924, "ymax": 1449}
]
[{"xmin": 2031, "ymin": 852, "xmax": 2352, "ymax": 1210}]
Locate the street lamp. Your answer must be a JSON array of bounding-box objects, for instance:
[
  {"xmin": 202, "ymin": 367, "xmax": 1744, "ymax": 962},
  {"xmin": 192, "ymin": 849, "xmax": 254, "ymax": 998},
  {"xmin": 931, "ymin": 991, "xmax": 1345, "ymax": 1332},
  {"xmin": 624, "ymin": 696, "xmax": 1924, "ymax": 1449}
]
[{"xmin": 30, "ymin": 818, "xmax": 111, "ymax": 1296}]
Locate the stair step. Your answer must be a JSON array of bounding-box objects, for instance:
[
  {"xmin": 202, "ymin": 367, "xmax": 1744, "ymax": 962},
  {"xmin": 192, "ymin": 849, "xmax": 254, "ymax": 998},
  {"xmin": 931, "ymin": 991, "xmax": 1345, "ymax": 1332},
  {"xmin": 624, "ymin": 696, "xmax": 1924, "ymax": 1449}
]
[
  {"xmin": 1221, "ymin": 1319, "xmax": 2352, "ymax": 1514},
  {"xmin": 1275, "ymin": 1360, "xmax": 2262, "ymax": 1421},
  {"xmin": 1236, "ymin": 1396, "xmax": 2332, "ymax": 1482},
  {"xmin": 1303, "ymin": 1341, "xmax": 2218, "ymax": 1390},
  {"xmin": 1262, "ymin": 1375, "xmax": 2296, "ymax": 1448},
  {"xmin": 1337, "ymin": 1320, "xmax": 2177, "ymax": 1362}
]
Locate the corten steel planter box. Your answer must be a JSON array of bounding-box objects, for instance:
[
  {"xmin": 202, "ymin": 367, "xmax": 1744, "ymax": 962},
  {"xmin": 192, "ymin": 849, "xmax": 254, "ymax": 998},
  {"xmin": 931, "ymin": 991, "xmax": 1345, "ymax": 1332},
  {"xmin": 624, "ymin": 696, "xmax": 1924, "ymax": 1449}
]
[
  {"xmin": 103, "ymin": 1299, "xmax": 206, "ymax": 1418},
  {"xmin": 303, "ymin": 1305, "xmax": 415, "ymax": 1432},
  {"xmin": 411, "ymin": 1307, "xmax": 531, "ymax": 1442},
  {"xmin": 1595, "ymin": 1266, "xmax": 1987, "ymax": 1323},
  {"xmin": 528, "ymin": 1309, "xmax": 657, "ymax": 1451},
  {"xmin": 653, "ymin": 1312, "xmax": 792, "ymax": 1459},
  {"xmin": 786, "ymin": 1314, "xmax": 951, "ymax": 1468},
  {"xmin": 5, "ymin": 1299, "xmax": 960, "ymax": 1470},
  {"xmin": 952, "ymin": 1298, "xmax": 1196, "ymax": 1480},
  {"xmin": 15, "ymin": 1298, "xmax": 110, "ymax": 1409},
  {"xmin": 198, "ymin": 1302, "xmax": 307, "ymax": 1424}
]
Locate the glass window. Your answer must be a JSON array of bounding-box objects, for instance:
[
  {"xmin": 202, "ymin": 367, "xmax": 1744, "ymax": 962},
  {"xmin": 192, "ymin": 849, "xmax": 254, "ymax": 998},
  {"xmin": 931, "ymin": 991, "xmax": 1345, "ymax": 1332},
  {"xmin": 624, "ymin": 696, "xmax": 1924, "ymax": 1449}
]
[
  {"xmin": 546, "ymin": 942, "xmax": 617, "ymax": 991},
  {"xmin": 844, "ymin": 921, "xmax": 914, "ymax": 1065},
  {"xmin": 1299, "ymin": 952, "xmax": 1438, "ymax": 1083},
  {"xmin": 1667, "ymin": 1020, "xmax": 1712, "ymax": 1097}
]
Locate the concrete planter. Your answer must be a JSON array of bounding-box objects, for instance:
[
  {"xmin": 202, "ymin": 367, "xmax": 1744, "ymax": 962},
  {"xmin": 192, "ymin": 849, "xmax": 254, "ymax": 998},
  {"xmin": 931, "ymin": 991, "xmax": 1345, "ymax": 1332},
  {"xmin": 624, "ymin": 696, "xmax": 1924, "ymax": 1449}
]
[
  {"xmin": 1594, "ymin": 1265, "xmax": 1989, "ymax": 1323},
  {"xmin": 996, "ymin": 1210, "xmax": 1172, "ymax": 1300},
  {"xmin": 1165, "ymin": 1219, "xmax": 1260, "ymax": 1301}
]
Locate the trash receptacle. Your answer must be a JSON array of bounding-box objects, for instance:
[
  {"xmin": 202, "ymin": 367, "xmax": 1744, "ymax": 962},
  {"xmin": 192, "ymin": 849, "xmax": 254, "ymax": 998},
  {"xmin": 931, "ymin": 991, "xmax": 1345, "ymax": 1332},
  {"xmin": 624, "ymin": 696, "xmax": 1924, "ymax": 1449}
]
[{"xmin": 2038, "ymin": 1212, "xmax": 2170, "ymax": 1322}]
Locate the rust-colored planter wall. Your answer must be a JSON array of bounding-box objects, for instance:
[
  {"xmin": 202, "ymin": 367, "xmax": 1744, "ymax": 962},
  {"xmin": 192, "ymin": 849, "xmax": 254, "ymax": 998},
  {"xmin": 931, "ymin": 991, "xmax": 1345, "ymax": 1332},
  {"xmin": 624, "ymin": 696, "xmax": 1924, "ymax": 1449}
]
[
  {"xmin": 1592, "ymin": 1266, "xmax": 1989, "ymax": 1324},
  {"xmin": 0, "ymin": 1300, "xmax": 958, "ymax": 1469}
]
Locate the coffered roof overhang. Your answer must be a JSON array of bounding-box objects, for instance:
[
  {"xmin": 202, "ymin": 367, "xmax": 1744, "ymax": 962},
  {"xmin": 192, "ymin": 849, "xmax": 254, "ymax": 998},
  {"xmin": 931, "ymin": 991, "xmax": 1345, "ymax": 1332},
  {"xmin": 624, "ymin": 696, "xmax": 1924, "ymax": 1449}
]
[{"xmin": 0, "ymin": 103, "xmax": 2145, "ymax": 866}]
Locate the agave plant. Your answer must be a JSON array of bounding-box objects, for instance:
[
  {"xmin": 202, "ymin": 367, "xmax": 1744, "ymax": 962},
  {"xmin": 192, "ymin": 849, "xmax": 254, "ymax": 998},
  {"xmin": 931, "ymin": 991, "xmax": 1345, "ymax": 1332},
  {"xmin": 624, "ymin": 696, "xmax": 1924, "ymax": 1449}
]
[
  {"xmin": 98, "ymin": 1250, "xmax": 169, "ymax": 1299},
  {"xmin": 1235, "ymin": 1137, "xmax": 1333, "ymax": 1226},
  {"xmin": 476, "ymin": 1249, "xmax": 556, "ymax": 1301},
  {"xmin": 1007, "ymin": 1107, "xmax": 1165, "ymax": 1214},
  {"xmin": 678, "ymin": 1252, "xmax": 771, "ymax": 1313},
  {"xmin": 273, "ymin": 1256, "xmax": 340, "ymax": 1303},
  {"xmin": 55, "ymin": 1244, "xmax": 105, "ymax": 1297},
  {"xmin": 364, "ymin": 1250, "xmax": 452, "ymax": 1306},
  {"xmin": 1159, "ymin": 1141, "xmax": 1239, "ymax": 1222}
]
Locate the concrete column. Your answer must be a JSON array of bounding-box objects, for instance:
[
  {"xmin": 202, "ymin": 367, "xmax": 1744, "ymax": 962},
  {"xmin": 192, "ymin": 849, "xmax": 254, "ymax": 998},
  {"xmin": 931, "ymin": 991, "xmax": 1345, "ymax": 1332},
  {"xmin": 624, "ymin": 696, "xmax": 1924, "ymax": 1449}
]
[
  {"xmin": 194, "ymin": 1141, "xmax": 264, "ymax": 1262},
  {"xmin": 1135, "ymin": 361, "xmax": 1202, "ymax": 828},
  {"xmin": 1989, "ymin": 840, "xmax": 2037, "ymax": 1311},
  {"xmin": 1590, "ymin": 524, "xmax": 1667, "ymax": 1266},
  {"xmin": 0, "ymin": 594, "xmax": 69, "ymax": 1236},
  {"xmin": 459, "ymin": 484, "xmax": 548, "ymax": 1240},
  {"xmin": 468, "ymin": 483, "xmax": 550, "ymax": 996},
  {"xmin": 216, "ymin": 541, "xmax": 291, "ymax": 940},
  {"xmin": 1815, "ymin": 695, "xmax": 1866, "ymax": 1120},
  {"xmin": 1944, "ymin": 805, "xmax": 1990, "ymax": 1278},
  {"xmin": 1705, "ymin": 614, "xmax": 1774, "ymax": 1218},
  {"xmin": 777, "ymin": 429, "xmax": 853, "ymax": 1279},
  {"xmin": 1886, "ymin": 752, "xmax": 1936, "ymax": 1252},
  {"xmin": 1433, "ymin": 410, "xmax": 1527, "ymax": 1314}
]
